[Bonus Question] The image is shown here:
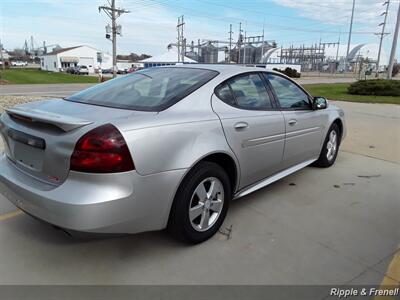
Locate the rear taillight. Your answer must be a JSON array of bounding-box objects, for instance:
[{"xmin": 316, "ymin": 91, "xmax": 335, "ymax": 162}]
[{"xmin": 70, "ymin": 124, "xmax": 135, "ymax": 173}]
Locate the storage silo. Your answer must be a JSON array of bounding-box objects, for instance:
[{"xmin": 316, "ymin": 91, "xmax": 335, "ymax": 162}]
[
  {"xmin": 201, "ymin": 43, "xmax": 218, "ymax": 64},
  {"xmin": 240, "ymin": 44, "xmax": 256, "ymax": 64},
  {"xmin": 185, "ymin": 51, "xmax": 199, "ymax": 62}
]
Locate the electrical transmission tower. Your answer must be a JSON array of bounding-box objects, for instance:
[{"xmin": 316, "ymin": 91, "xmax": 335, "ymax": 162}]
[
  {"xmin": 387, "ymin": 1, "xmax": 400, "ymax": 79},
  {"xmin": 228, "ymin": 24, "xmax": 233, "ymax": 63},
  {"xmin": 177, "ymin": 16, "xmax": 185, "ymax": 62},
  {"xmin": 345, "ymin": 0, "xmax": 356, "ymax": 72},
  {"xmin": 375, "ymin": 0, "xmax": 391, "ymax": 77},
  {"xmin": 99, "ymin": 0, "xmax": 130, "ymax": 78}
]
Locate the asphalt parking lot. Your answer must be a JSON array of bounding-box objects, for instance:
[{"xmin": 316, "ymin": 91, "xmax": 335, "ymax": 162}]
[{"xmin": 0, "ymin": 98, "xmax": 398, "ymax": 287}]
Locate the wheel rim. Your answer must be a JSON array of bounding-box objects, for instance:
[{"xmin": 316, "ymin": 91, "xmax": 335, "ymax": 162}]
[
  {"xmin": 326, "ymin": 130, "xmax": 337, "ymax": 161},
  {"xmin": 189, "ymin": 177, "xmax": 224, "ymax": 232}
]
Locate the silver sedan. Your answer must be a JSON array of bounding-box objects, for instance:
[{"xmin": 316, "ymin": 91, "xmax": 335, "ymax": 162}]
[{"xmin": 0, "ymin": 65, "xmax": 345, "ymax": 243}]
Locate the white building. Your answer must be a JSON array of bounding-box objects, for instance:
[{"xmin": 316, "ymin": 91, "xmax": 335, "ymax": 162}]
[
  {"xmin": 0, "ymin": 49, "xmax": 10, "ymax": 60},
  {"xmin": 40, "ymin": 45, "xmax": 112, "ymax": 73},
  {"xmin": 140, "ymin": 50, "xmax": 197, "ymax": 68}
]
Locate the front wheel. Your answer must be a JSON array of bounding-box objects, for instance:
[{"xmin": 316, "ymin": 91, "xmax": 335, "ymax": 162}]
[
  {"xmin": 313, "ymin": 123, "xmax": 341, "ymax": 168},
  {"xmin": 168, "ymin": 162, "xmax": 231, "ymax": 244}
]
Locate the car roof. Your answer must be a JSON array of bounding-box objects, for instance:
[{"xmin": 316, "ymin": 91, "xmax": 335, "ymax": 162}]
[{"xmin": 162, "ymin": 64, "xmax": 281, "ymax": 77}]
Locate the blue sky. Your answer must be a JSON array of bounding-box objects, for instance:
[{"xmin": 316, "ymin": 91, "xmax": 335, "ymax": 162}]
[{"xmin": 1, "ymin": 0, "xmax": 399, "ymax": 61}]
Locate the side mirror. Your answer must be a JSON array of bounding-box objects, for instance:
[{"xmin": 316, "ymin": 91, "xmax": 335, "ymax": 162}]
[{"xmin": 313, "ymin": 96, "xmax": 328, "ymax": 110}]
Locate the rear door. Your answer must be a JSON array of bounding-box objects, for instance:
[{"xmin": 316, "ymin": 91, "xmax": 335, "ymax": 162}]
[
  {"xmin": 264, "ymin": 73, "xmax": 326, "ymax": 168},
  {"xmin": 211, "ymin": 72, "xmax": 285, "ymax": 188}
]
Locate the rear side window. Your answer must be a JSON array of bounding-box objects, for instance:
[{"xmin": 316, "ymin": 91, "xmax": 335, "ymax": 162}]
[
  {"xmin": 215, "ymin": 73, "xmax": 273, "ymax": 110},
  {"xmin": 215, "ymin": 83, "xmax": 235, "ymax": 106},
  {"xmin": 66, "ymin": 68, "xmax": 218, "ymax": 111}
]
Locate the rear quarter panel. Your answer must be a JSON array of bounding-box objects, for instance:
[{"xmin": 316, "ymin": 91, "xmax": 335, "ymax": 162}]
[{"xmin": 118, "ymin": 82, "xmax": 239, "ymax": 178}]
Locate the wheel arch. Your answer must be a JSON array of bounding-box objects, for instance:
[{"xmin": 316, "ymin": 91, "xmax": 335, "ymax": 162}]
[
  {"xmin": 169, "ymin": 150, "xmax": 240, "ymax": 210},
  {"xmin": 165, "ymin": 151, "xmax": 240, "ymax": 231},
  {"xmin": 332, "ymin": 118, "xmax": 344, "ymax": 141}
]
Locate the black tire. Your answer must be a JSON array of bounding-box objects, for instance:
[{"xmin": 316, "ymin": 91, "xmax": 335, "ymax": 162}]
[
  {"xmin": 313, "ymin": 123, "xmax": 341, "ymax": 168},
  {"xmin": 168, "ymin": 161, "xmax": 231, "ymax": 244}
]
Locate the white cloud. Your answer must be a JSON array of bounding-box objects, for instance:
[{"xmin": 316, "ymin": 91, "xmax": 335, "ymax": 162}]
[{"xmin": 272, "ymin": 0, "xmax": 398, "ymax": 30}]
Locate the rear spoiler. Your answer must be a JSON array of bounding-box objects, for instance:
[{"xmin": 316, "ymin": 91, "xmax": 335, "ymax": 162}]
[{"xmin": 5, "ymin": 107, "xmax": 93, "ymax": 132}]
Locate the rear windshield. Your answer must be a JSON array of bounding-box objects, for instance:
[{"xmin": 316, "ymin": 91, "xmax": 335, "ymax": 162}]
[{"xmin": 66, "ymin": 67, "xmax": 218, "ymax": 111}]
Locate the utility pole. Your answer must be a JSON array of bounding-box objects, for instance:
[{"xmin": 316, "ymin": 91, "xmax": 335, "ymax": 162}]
[
  {"xmin": 335, "ymin": 31, "xmax": 341, "ymax": 65},
  {"xmin": 387, "ymin": 2, "xmax": 400, "ymax": 79},
  {"xmin": 228, "ymin": 24, "xmax": 233, "ymax": 63},
  {"xmin": 238, "ymin": 22, "xmax": 242, "ymax": 64},
  {"xmin": 335, "ymin": 31, "xmax": 341, "ymax": 74},
  {"xmin": 376, "ymin": 0, "xmax": 390, "ymax": 77},
  {"xmin": 0, "ymin": 39, "xmax": 5, "ymax": 70},
  {"xmin": 243, "ymin": 31, "xmax": 247, "ymax": 64},
  {"xmin": 345, "ymin": 0, "xmax": 356, "ymax": 72},
  {"xmin": 261, "ymin": 20, "xmax": 265, "ymax": 63},
  {"xmin": 30, "ymin": 36, "xmax": 34, "ymax": 55},
  {"xmin": 177, "ymin": 16, "xmax": 185, "ymax": 63},
  {"xmin": 99, "ymin": 0, "xmax": 130, "ymax": 78}
]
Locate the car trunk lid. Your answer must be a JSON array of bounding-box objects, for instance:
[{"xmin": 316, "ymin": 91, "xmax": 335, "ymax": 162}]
[{"xmin": 0, "ymin": 98, "xmax": 156, "ymax": 185}]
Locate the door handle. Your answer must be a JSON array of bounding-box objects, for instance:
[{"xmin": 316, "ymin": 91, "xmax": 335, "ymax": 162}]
[
  {"xmin": 288, "ymin": 119, "xmax": 297, "ymax": 126},
  {"xmin": 234, "ymin": 122, "xmax": 249, "ymax": 130}
]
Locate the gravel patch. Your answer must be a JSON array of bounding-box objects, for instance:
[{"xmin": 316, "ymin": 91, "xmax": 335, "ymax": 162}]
[
  {"xmin": 0, "ymin": 95, "xmax": 49, "ymax": 113},
  {"xmin": 0, "ymin": 96, "xmax": 49, "ymax": 151}
]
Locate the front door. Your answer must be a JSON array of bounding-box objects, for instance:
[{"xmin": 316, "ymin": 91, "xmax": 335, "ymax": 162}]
[
  {"xmin": 264, "ymin": 73, "xmax": 326, "ymax": 168},
  {"xmin": 212, "ymin": 72, "xmax": 286, "ymax": 188}
]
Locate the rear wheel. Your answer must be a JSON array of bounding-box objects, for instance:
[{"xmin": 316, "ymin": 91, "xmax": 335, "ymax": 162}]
[
  {"xmin": 168, "ymin": 162, "xmax": 231, "ymax": 244},
  {"xmin": 313, "ymin": 123, "xmax": 341, "ymax": 168}
]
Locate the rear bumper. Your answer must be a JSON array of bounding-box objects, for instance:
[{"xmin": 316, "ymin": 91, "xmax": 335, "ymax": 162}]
[{"xmin": 0, "ymin": 153, "xmax": 186, "ymax": 234}]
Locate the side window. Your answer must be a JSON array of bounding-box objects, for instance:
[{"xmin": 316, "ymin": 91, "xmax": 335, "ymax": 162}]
[
  {"xmin": 266, "ymin": 74, "xmax": 310, "ymax": 109},
  {"xmin": 215, "ymin": 83, "xmax": 235, "ymax": 106}
]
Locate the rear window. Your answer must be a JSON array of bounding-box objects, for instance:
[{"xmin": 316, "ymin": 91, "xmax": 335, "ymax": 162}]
[{"xmin": 66, "ymin": 67, "xmax": 218, "ymax": 111}]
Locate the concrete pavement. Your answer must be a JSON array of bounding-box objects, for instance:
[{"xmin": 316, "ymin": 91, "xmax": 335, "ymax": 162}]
[
  {"xmin": 0, "ymin": 151, "xmax": 397, "ymax": 285},
  {"xmin": 332, "ymin": 101, "xmax": 400, "ymax": 163},
  {"xmin": 0, "ymin": 99, "xmax": 398, "ymax": 287},
  {"xmin": 0, "ymin": 83, "xmax": 95, "ymax": 97}
]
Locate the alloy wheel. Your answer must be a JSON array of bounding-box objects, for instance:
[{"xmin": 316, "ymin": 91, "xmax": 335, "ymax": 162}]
[
  {"xmin": 326, "ymin": 130, "xmax": 337, "ymax": 161},
  {"xmin": 189, "ymin": 177, "xmax": 224, "ymax": 232}
]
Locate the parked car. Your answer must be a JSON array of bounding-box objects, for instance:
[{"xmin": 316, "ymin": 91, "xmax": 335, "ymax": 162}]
[
  {"xmin": 10, "ymin": 61, "xmax": 28, "ymax": 67},
  {"xmin": 127, "ymin": 66, "xmax": 143, "ymax": 73},
  {"xmin": 66, "ymin": 66, "xmax": 79, "ymax": 74},
  {"xmin": 77, "ymin": 65, "xmax": 89, "ymax": 75},
  {"xmin": 117, "ymin": 67, "xmax": 128, "ymax": 74},
  {"xmin": 0, "ymin": 65, "xmax": 345, "ymax": 243},
  {"xmin": 101, "ymin": 68, "xmax": 112, "ymax": 74}
]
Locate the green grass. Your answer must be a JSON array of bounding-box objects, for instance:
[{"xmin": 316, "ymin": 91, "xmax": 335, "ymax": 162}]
[
  {"xmin": 303, "ymin": 83, "xmax": 400, "ymax": 105},
  {"xmin": 0, "ymin": 68, "xmax": 99, "ymax": 84}
]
